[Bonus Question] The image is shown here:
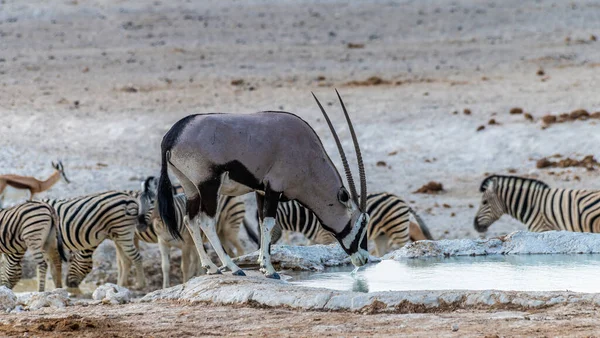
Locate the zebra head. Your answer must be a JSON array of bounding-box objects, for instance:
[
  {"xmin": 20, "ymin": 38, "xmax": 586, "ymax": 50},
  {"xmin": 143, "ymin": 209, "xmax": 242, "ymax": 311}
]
[
  {"xmin": 137, "ymin": 176, "xmax": 159, "ymax": 231},
  {"xmin": 474, "ymin": 176, "xmax": 505, "ymax": 233}
]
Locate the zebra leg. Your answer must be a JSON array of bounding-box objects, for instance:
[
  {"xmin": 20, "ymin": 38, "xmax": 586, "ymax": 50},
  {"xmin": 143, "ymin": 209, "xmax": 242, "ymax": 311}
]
[
  {"xmin": 112, "ymin": 238, "xmax": 146, "ymax": 289},
  {"xmin": 373, "ymin": 235, "xmax": 388, "ymax": 257},
  {"xmin": 181, "ymin": 243, "xmax": 196, "ymax": 283},
  {"xmin": 1, "ymin": 252, "xmax": 25, "ymax": 290},
  {"xmin": 42, "ymin": 226, "xmax": 63, "ymax": 289},
  {"xmin": 34, "ymin": 253, "xmax": 48, "ymax": 292},
  {"xmin": 114, "ymin": 244, "xmax": 131, "ymax": 287},
  {"xmin": 256, "ymin": 188, "xmax": 280, "ymax": 279},
  {"xmin": 67, "ymin": 249, "xmax": 95, "ymax": 289},
  {"xmin": 158, "ymin": 238, "xmax": 171, "ymax": 288}
]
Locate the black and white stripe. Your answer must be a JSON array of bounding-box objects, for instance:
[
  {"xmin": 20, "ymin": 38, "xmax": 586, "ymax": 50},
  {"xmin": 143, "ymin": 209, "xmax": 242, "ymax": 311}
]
[
  {"xmin": 475, "ymin": 175, "xmax": 600, "ymax": 233},
  {"xmin": 0, "ymin": 201, "xmax": 65, "ymax": 291},
  {"xmin": 260, "ymin": 192, "xmax": 432, "ymax": 256},
  {"xmin": 42, "ymin": 191, "xmax": 145, "ymax": 288}
]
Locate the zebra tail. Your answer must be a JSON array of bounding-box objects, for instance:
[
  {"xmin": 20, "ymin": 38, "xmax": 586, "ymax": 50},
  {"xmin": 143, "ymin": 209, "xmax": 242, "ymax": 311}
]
[
  {"xmin": 158, "ymin": 149, "xmax": 182, "ymax": 240},
  {"xmin": 409, "ymin": 209, "xmax": 434, "ymax": 240},
  {"xmin": 51, "ymin": 209, "xmax": 68, "ymax": 262},
  {"xmin": 242, "ymin": 211, "xmax": 260, "ymax": 247}
]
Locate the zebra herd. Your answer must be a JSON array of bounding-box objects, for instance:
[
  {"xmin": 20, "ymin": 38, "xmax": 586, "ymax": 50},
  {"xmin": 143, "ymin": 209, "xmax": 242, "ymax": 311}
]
[
  {"xmin": 1, "ymin": 102, "xmax": 600, "ymax": 293},
  {"xmin": 0, "ymin": 170, "xmax": 434, "ymax": 292}
]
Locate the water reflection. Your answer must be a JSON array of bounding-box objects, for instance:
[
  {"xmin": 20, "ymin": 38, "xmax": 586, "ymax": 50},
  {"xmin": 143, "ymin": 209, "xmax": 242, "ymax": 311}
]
[{"xmin": 288, "ymin": 255, "xmax": 600, "ymax": 293}]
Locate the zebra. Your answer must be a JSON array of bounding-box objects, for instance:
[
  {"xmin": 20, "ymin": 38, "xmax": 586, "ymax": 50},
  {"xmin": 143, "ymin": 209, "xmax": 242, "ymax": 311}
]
[
  {"xmin": 136, "ymin": 176, "xmax": 248, "ymax": 288},
  {"xmin": 41, "ymin": 191, "xmax": 145, "ymax": 289},
  {"xmin": 248, "ymin": 192, "xmax": 433, "ymax": 256},
  {"xmin": 0, "ymin": 201, "xmax": 66, "ymax": 291},
  {"xmin": 474, "ymin": 175, "xmax": 600, "ymax": 233}
]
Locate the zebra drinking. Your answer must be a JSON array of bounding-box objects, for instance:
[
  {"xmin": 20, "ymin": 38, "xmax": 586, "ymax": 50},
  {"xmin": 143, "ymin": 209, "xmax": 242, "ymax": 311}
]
[
  {"xmin": 475, "ymin": 175, "xmax": 600, "ymax": 233},
  {"xmin": 0, "ymin": 201, "xmax": 65, "ymax": 291},
  {"xmin": 248, "ymin": 192, "xmax": 432, "ymax": 256},
  {"xmin": 42, "ymin": 191, "xmax": 145, "ymax": 289}
]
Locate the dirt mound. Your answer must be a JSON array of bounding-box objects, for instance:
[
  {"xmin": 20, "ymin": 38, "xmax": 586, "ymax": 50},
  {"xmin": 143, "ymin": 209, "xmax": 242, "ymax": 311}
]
[
  {"xmin": 414, "ymin": 181, "xmax": 444, "ymax": 194},
  {"xmin": 345, "ymin": 76, "xmax": 392, "ymax": 86},
  {"xmin": 0, "ymin": 315, "xmax": 107, "ymax": 336},
  {"xmin": 541, "ymin": 109, "xmax": 600, "ymax": 126},
  {"xmin": 536, "ymin": 155, "xmax": 599, "ymax": 170}
]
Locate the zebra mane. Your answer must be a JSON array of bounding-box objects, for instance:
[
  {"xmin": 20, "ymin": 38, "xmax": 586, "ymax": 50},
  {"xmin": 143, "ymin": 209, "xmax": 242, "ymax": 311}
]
[{"xmin": 479, "ymin": 175, "xmax": 550, "ymax": 192}]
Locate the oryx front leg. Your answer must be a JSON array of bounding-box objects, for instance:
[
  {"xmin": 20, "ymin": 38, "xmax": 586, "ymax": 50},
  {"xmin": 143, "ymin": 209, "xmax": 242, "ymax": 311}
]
[
  {"xmin": 185, "ymin": 215, "xmax": 221, "ymax": 275},
  {"xmin": 258, "ymin": 217, "xmax": 278, "ymax": 279},
  {"xmin": 199, "ymin": 213, "xmax": 245, "ymax": 276}
]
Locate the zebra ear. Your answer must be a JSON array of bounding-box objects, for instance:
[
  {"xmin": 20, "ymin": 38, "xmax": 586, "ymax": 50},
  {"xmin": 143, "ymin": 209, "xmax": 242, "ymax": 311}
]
[{"xmin": 480, "ymin": 176, "xmax": 497, "ymax": 192}]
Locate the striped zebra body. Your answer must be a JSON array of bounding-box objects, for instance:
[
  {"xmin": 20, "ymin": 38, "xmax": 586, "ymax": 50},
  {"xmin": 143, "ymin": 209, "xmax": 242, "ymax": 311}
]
[
  {"xmin": 42, "ymin": 191, "xmax": 145, "ymax": 288},
  {"xmin": 475, "ymin": 175, "xmax": 600, "ymax": 233},
  {"xmin": 0, "ymin": 201, "xmax": 64, "ymax": 291},
  {"xmin": 270, "ymin": 192, "xmax": 432, "ymax": 256}
]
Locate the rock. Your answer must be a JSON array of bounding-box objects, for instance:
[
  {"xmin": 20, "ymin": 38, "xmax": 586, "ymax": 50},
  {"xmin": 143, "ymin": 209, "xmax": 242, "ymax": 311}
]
[
  {"xmin": 20, "ymin": 289, "xmax": 71, "ymax": 310},
  {"xmin": 451, "ymin": 324, "xmax": 459, "ymax": 332},
  {"xmin": 0, "ymin": 286, "xmax": 17, "ymax": 311},
  {"xmin": 234, "ymin": 244, "xmax": 379, "ymax": 271},
  {"xmin": 384, "ymin": 231, "xmax": 600, "ymax": 259},
  {"xmin": 92, "ymin": 283, "xmax": 132, "ymax": 304}
]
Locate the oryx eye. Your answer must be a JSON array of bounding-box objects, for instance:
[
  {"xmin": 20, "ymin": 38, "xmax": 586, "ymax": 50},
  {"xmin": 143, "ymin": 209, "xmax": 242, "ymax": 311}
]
[{"xmin": 338, "ymin": 188, "xmax": 350, "ymax": 203}]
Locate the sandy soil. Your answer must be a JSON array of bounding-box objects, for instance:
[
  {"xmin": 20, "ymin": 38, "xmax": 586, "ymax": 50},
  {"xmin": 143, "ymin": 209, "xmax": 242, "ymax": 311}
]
[
  {"xmin": 1, "ymin": 301, "xmax": 600, "ymax": 337},
  {"xmin": 2, "ymin": 0, "xmax": 600, "ymax": 335}
]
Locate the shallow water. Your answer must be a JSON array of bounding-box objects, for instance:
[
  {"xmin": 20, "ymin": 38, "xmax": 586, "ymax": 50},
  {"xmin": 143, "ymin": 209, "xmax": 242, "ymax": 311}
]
[
  {"xmin": 288, "ymin": 255, "xmax": 600, "ymax": 293},
  {"xmin": 13, "ymin": 279, "xmax": 97, "ymax": 295}
]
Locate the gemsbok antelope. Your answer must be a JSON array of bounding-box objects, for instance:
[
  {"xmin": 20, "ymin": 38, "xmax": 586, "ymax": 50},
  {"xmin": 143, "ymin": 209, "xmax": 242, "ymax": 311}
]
[
  {"xmin": 158, "ymin": 90, "xmax": 370, "ymax": 279},
  {"xmin": 0, "ymin": 161, "xmax": 70, "ymax": 208}
]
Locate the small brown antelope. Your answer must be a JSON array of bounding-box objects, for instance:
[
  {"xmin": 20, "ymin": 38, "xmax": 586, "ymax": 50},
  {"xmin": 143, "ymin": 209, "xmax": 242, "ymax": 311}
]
[
  {"xmin": 0, "ymin": 161, "xmax": 70, "ymax": 207},
  {"xmin": 158, "ymin": 90, "xmax": 370, "ymax": 279}
]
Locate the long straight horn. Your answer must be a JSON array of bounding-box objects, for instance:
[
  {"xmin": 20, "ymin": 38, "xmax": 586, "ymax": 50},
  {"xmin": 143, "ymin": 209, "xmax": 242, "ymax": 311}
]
[
  {"xmin": 335, "ymin": 89, "xmax": 367, "ymax": 211},
  {"xmin": 312, "ymin": 92, "xmax": 359, "ymax": 203}
]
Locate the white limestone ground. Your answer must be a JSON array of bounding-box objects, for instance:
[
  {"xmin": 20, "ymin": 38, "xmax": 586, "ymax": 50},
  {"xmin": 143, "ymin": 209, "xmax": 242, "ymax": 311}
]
[
  {"xmin": 140, "ymin": 274, "xmax": 600, "ymax": 313},
  {"xmin": 234, "ymin": 244, "xmax": 381, "ymax": 271},
  {"xmin": 384, "ymin": 230, "xmax": 600, "ymax": 259}
]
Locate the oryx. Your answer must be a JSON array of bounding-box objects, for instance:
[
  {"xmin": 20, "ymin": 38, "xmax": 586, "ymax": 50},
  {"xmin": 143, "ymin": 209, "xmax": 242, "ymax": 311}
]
[{"xmin": 157, "ymin": 90, "xmax": 369, "ymax": 278}]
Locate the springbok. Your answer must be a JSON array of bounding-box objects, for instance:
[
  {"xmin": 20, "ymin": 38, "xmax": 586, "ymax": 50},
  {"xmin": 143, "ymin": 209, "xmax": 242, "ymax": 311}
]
[
  {"xmin": 158, "ymin": 90, "xmax": 369, "ymax": 279},
  {"xmin": 0, "ymin": 161, "xmax": 70, "ymax": 208}
]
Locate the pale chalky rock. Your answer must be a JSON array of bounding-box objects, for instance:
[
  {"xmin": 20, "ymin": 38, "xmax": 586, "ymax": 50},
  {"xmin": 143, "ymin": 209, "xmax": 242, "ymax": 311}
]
[
  {"xmin": 19, "ymin": 289, "xmax": 71, "ymax": 310},
  {"xmin": 0, "ymin": 286, "xmax": 17, "ymax": 312},
  {"xmin": 141, "ymin": 275, "xmax": 600, "ymax": 314},
  {"xmin": 92, "ymin": 283, "xmax": 131, "ymax": 304},
  {"xmin": 384, "ymin": 231, "xmax": 600, "ymax": 260},
  {"xmin": 234, "ymin": 244, "xmax": 380, "ymax": 271}
]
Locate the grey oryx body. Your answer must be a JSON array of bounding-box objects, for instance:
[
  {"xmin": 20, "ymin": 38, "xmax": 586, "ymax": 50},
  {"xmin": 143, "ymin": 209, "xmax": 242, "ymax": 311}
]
[
  {"xmin": 251, "ymin": 192, "xmax": 433, "ymax": 256},
  {"xmin": 158, "ymin": 91, "xmax": 369, "ymax": 279},
  {"xmin": 0, "ymin": 161, "xmax": 70, "ymax": 208},
  {"xmin": 0, "ymin": 201, "xmax": 66, "ymax": 291},
  {"xmin": 475, "ymin": 175, "xmax": 600, "ymax": 233}
]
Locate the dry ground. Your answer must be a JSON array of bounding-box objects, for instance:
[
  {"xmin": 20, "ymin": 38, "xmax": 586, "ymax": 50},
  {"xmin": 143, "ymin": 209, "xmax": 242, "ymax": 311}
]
[{"xmin": 1, "ymin": 301, "xmax": 600, "ymax": 337}]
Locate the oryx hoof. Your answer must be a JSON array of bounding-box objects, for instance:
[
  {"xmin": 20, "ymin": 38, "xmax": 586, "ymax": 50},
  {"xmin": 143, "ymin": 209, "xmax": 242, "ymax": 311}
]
[
  {"xmin": 205, "ymin": 267, "xmax": 222, "ymax": 275},
  {"xmin": 219, "ymin": 265, "xmax": 230, "ymax": 272},
  {"xmin": 232, "ymin": 269, "xmax": 246, "ymax": 277},
  {"xmin": 265, "ymin": 272, "xmax": 280, "ymax": 280}
]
